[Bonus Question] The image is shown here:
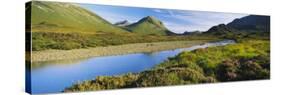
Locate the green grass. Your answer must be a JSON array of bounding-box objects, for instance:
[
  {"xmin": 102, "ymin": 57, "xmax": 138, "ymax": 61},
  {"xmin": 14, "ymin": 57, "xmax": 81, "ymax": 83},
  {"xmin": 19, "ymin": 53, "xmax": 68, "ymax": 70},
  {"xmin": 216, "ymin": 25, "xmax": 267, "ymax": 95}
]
[
  {"xmin": 157, "ymin": 39, "xmax": 269, "ymax": 77},
  {"xmin": 64, "ymin": 38, "xmax": 270, "ymax": 92},
  {"xmin": 30, "ymin": 32, "xmax": 218, "ymax": 51}
]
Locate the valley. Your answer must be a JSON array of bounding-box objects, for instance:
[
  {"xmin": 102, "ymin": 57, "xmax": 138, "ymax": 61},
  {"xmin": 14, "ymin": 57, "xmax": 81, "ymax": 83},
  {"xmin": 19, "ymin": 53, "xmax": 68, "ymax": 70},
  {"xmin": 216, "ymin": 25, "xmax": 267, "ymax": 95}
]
[{"xmin": 26, "ymin": 1, "xmax": 270, "ymax": 94}]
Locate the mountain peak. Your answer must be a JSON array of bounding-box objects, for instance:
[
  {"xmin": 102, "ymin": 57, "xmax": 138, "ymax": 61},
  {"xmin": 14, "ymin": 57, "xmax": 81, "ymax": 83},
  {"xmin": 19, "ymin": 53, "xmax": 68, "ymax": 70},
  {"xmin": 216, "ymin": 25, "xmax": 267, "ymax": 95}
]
[
  {"xmin": 114, "ymin": 20, "xmax": 130, "ymax": 26},
  {"xmin": 205, "ymin": 15, "xmax": 270, "ymax": 34},
  {"xmin": 144, "ymin": 16, "xmax": 156, "ymax": 20},
  {"xmin": 138, "ymin": 16, "xmax": 165, "ymax": 28},
  {"xmin": 206, "ymin": 24, "xmax": 235, "ymax": 34},
  {"xmin": 126, "ymin": 16, "xmax": 175, "ymax": 35},
  {"xmin": 227, "ymin": 15, "xmax": 270, "ymax": 32}
]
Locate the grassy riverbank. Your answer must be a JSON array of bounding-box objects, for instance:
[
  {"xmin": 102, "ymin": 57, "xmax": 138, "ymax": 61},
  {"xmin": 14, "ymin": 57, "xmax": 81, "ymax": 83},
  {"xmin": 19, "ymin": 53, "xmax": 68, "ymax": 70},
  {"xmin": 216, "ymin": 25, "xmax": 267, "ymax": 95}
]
[
  {"xmin": 31, "ymin": 32, "xmax": 217, "ymax": 51},
  {"xmin": 64, "ymin": 39, "xmax": 270, "ymax": 92},
  {"xmin": 31, "ymin": 40, "xmax": 213, "ymax": 63}
]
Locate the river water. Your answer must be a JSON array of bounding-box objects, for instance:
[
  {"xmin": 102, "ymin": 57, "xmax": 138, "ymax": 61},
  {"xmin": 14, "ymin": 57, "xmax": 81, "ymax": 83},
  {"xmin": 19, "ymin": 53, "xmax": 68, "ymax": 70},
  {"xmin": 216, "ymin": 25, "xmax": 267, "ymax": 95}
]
[{"xmin": 29, "ymin": 40, "xmax": 235, "ymax": 94}]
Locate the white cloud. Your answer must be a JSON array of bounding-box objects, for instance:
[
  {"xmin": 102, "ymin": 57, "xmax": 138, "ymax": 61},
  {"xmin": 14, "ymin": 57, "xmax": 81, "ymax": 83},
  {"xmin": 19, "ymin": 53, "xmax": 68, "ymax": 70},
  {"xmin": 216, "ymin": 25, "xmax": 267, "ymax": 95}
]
[{"xmin": 152, "ymin": 9, "xmax": 164, "ymax": 13}]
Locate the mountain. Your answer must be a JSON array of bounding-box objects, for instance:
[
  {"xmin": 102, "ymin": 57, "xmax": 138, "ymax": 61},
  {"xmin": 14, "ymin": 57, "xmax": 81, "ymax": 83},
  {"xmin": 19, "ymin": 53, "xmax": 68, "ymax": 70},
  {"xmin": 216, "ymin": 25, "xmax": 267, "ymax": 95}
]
[
  {"xmin": 126, "ymin": 16, "xmax": 175, "ymax": 36},
  {"xmin": 182, "ymin": 31, "xmax": 202, "ymax": 35},
  {"xmin": 114, "ymin": 20, "xmax": 130, "ymax": 27},
  {"xmin": 205, "ymin": 24, "xmax": 237, "ymax": 35},
  {"xmin": 28, "ymin": 1, "xmax": 129, "ymax": 34},
  {"xmin": 227, "ymin": 15, "xmax": 270, "ymax": 32},
  {"xmin": 205, "ymin": 15, "xmax": 270, "ymax": 34}
]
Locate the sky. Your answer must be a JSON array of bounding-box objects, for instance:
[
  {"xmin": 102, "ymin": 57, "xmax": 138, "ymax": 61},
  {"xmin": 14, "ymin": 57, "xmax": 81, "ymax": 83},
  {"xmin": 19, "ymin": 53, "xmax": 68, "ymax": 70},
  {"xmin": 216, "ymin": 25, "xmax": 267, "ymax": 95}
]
[{"xmin": 80, "ymin": 4, "xmax": 248, "ymax": 34}]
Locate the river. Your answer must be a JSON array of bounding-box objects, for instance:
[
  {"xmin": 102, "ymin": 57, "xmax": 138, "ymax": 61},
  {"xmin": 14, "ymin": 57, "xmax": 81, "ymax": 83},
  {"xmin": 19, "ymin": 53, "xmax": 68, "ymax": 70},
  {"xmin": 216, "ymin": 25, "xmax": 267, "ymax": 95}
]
[{"xmin": 29, "ymin": 40, "xmax": 235, "ymax": 94}]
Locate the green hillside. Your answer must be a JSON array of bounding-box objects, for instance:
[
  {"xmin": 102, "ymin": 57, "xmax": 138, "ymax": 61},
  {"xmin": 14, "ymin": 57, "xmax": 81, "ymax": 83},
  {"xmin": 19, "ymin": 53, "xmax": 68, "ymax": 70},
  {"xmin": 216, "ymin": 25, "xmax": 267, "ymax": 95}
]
[
  {"xmin": 30, "ymin": 1, "xmax": 128, "ymax": 34},
  {"xmin": 126, "ymin": 16, "xmax": 175, "ymax": 36},
  {"xmin": 27, "ymin": 1, "xmax": 217, "ymax": 51}
]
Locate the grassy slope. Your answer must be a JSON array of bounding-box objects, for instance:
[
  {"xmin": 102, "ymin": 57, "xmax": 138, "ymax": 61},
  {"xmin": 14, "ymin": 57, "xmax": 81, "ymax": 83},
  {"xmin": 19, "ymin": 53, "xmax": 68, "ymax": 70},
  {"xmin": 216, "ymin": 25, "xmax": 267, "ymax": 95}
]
[
  {"xmin": 64, "ymin": 35, "xmax": 270, "ymax": 92},
  {"xmin": 30, "ymin": 1, "xmax": 128, "ymax": 34},
  {"xmin": 126, "ymin": 16, "xmax": 172, "ymax": 36}
]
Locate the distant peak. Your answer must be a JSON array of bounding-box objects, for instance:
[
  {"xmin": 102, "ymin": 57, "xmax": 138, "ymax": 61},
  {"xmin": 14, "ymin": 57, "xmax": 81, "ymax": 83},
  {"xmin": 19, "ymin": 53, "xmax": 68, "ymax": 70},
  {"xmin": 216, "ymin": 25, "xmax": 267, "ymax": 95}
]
[
  {"xmin": 114, "ymin": 20, "xmax": 130, "ymax": 26},
  {"xmin": 217, "ymin": 24, "xmax": 227, "ymax": 27},
  {"xmin": 143, "ymin": 16, "xmax": 157, "ymax": 21},
  {"xmin": 138, "ymin": 16, "xmax": 164, "ymax": 26},
  {"xmin": 117, "ymin": 20, "xmax": 128, "ymax": 23},
  {"xmin": 146, "ymin": 16, "xmax": 155, "ymax": 19}
]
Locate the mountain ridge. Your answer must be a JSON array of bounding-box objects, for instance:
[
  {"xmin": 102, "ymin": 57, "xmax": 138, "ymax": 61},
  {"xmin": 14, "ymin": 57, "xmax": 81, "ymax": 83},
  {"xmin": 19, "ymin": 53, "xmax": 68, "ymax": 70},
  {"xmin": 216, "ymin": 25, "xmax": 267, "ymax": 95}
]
[
  {"xmin": 227, "ymin": 15, "xmax": 270, "ymax": 32},
  {"xmin": 205, "ymin": 15, "xmax": 270, "ymax": 34},
  {"xmin": 126, "ymin": 16, "xmax": 175, "ymax": 36}
]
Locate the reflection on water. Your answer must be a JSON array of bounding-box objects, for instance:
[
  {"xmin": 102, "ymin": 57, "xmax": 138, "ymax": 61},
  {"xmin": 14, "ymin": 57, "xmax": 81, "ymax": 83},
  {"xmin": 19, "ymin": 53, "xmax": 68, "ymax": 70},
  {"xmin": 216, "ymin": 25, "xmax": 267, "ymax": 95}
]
[
  {"xmin": 30, "ymin": 40, "xmax": 235, "ymax": 94},
  {"xmin": 31, "ymin": 58, "xmax": 88, "ymax": 70}
]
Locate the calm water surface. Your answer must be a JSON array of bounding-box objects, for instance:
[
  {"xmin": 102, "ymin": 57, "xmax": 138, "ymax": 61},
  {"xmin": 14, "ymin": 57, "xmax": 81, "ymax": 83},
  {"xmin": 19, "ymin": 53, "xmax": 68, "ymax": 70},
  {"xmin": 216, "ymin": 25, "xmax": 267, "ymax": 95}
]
[{"xmin": 30, "ymin": 40, "xmax": 235, "ymax": 94}]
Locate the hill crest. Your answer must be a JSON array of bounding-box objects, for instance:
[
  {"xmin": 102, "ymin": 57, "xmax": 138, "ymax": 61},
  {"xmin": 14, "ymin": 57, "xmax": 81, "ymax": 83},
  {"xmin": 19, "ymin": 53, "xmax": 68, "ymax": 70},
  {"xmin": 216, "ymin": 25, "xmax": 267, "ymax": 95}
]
[{"xmin": 126, "ymin": 16, "xmax": 175, "ymax": 35}]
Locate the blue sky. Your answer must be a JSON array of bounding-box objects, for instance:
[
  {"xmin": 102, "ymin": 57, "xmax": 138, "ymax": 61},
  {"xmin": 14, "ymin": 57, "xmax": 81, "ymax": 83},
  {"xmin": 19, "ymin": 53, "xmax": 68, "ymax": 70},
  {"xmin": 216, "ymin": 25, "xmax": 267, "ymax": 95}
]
[{"xmin": 80, "ymin": 4, "xmax": 248, "ymax": 33}]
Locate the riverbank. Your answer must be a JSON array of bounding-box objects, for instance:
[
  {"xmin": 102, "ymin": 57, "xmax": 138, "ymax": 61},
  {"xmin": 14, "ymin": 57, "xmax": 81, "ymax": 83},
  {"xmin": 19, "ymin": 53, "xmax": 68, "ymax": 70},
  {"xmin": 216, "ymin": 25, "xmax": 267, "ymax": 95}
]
[
  {"xmin": 30, "ymin": 40, "xmax": 212, "ymax": 63},
  {"xmin": 64, "ymin": 39, "xmax": 270, "ymax": 92}
]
